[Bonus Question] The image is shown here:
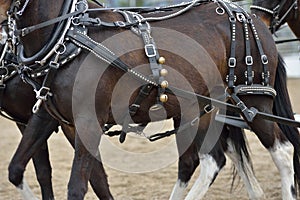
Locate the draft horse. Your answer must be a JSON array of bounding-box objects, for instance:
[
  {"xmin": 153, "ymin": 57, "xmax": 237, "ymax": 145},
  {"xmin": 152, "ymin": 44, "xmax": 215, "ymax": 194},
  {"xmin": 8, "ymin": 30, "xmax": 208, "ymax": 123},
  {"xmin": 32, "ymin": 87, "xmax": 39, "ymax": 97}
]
[
  {"xmin": 0, "ymin": 8, "xmax": 114, "ymax": 200},
  {"xmin": 3, "ymin": 0, "xmax": 300, "ymax": 199},
  {"xmin": 0, "ymin": 1, "xmax": 257, "ymax": 200}
]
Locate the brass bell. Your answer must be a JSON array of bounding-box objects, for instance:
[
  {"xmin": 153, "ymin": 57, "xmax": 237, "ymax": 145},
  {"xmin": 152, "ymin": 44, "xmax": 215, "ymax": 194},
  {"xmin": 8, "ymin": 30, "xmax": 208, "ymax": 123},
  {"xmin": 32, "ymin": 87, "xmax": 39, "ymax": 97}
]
[
  {"xmin": 160, "ymin": 69, "xmax": 168, "ymax": 77},
  {"xmin": 160, "ymin": 94, "xmax": 168, "ymax": 103},
  {"xmin": 158, "ymin": 57, "xmax": 166, "ymax": 64},
  {"xmin": 160, "ymin": 80, "xmax": 169, "ymax": 89}
]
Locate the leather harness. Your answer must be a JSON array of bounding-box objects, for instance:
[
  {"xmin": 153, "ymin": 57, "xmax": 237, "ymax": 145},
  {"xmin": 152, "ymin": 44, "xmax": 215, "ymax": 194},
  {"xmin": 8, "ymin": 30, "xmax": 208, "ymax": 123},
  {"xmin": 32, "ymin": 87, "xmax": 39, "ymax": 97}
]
[{"xmin": 1, "ymin": 0, "xmax": 300, "ymax": 142}]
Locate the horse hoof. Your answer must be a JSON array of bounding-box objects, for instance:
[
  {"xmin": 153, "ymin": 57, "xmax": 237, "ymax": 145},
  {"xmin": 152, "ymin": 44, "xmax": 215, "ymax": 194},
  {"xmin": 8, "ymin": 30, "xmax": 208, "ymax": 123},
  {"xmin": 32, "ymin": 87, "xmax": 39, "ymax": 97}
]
[
  {"xmin": 8, "ymin": 164, "xmax": 24, "ymax": 186},
  {"xmin": 119, "ymin": 132, "xmax": 126, "ymax": 143}
]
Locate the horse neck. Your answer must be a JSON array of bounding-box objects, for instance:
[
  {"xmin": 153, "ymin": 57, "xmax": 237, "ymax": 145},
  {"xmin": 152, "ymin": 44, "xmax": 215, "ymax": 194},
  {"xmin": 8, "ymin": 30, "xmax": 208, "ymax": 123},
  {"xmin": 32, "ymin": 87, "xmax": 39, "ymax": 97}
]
[{"xmin": 19, "ymin": 0, "xmax": 64, "ymax": 56}]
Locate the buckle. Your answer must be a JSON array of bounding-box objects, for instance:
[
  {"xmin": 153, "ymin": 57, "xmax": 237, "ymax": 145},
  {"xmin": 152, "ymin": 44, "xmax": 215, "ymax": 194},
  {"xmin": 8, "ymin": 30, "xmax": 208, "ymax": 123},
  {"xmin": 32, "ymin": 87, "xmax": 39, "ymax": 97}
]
[
  {"xmin": 49, "ymin": 61, "xmax": 60, "ymax": 69},
  {"xmin": 35, "ymin": 86, "xmax": 51, "ymax": 101},
  {"xmin": 261, "ymin": 55, "xmax": 268, "ymax": 64},
  {"xmin": 204, "ymin": 104, "xmax": 215, "ymax": 113},
  {"xmin": 228, "ymin": 57, "xmax": 236, "ymax": 68},
  {"xmin": 115, "ymin": 21, "xmax": 126, "ymax": 27},
  {"xmin": 245, "ymin": 56, "xmax": 253, "ymax": 65},
  {"xmin": 236, "ymin": 13, "xmax": 246, "ymax": 22},
  {"xmin": 145, "ymin": 44, "xmax": 156, "ymax": 58}
]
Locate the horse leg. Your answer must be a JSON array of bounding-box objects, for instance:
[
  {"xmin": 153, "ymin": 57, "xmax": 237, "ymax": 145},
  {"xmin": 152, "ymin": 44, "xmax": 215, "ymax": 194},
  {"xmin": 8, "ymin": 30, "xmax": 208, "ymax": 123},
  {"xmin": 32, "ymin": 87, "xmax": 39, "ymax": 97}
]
[
  {"xmin": 185, "ymin": 143, "xmax": 226, "ymax": 200},
  {"xmin": 169, "ymin": 116, "xmax": 200, "ymax": 200},
  {"xmin": 61, "ymin": 124, "xmax": 114, "ymax": 200},
  {"xmin": 16, "ymin": 178, "xmax": 38, "ymax": 200},
  {"xmin": 169, "ymin": 141, "xmax": 200, "ymax": 200},
  {"xmin": 16, "ymin": 124, "xmax": 55, "ymax": 200},
  {"xmin": 252, "ymin": 119, "xmax": 295, "ymax": 199},
  {"xmin": 240, "ymin": 92, "xmax": 296, "ymax": 200},
  {"xmin": 224, "ymin": 125, "xmax": 264, "ymax": 199},
  {"xmin": 8, "ymin": 107, "xmax": 58, "ymax": 198},
  {"xmin": 67, "ymin": 127, "xmax": 100, "ymax": 200},
  {"xmin": 170, "ymin": 114, "xmax": 226, "ymax": 200}
]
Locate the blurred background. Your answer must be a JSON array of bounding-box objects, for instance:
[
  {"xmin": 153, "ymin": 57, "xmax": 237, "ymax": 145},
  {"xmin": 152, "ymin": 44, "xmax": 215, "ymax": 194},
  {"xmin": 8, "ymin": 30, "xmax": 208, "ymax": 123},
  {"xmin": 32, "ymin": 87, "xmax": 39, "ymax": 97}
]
[{"xmin": 95, "ymin": 0, "xmax": 300, "ymax": 77}]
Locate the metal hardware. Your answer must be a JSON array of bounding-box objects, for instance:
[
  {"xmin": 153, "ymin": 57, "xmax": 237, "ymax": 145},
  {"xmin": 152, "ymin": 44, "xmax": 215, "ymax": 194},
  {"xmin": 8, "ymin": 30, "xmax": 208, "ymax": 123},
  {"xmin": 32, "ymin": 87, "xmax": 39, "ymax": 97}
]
[
  {"xmin": 144, "ymin": 44, "xmax": 157, "ymax": 57},
  {"xmin": 191, "ymin": 116, "xmax": 200, "ymax": 126},
  {"xmin": 216, "ymin": 7, "xmax": 225, "ymax": 15},
  {"xmin": 204, "ymin": 104, "xmax": 215, "ymax": 113},
  {"xmin": 35, "ymin": 86, "xmax": 51, "ymax": 101},
  {"xmin": 236, "ymin": 13, "xmax": 246, "ymax": 22},
  {"xmin": 115, "ymin": 21, "xmax": 126, "ymax": 27},
  {"xmin": 261, "ymin": 55, "xmax": 269, "ymax": 64},
  {"xmin": 245, "ymin": 56, "xmax": 253, "ymax": 65},
  {"xmin": 228, "ymin": 57, "xmax": 236, "ymax": 67}
]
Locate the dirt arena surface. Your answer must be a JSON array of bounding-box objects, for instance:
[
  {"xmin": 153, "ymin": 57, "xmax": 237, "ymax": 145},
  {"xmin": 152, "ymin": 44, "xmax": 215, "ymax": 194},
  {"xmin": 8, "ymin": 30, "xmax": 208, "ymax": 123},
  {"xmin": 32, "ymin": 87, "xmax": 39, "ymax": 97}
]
[{"xmin": 0, "ymin": 78, "xmax": 300, "ymax": 200}]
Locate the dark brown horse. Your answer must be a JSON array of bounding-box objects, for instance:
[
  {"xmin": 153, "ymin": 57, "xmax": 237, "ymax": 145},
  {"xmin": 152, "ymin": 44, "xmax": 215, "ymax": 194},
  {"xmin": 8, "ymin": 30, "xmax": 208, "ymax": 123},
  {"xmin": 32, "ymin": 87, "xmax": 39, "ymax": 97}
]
[
  {"xmin": 0, "ymin": 2, "xmax": 258, "ymax": 200},
  {"xmin": 0, "ymin": 9, "xmax": 114, "ymax": 200},
  {"xmin": 251, "ymin": 0, "xmax": 300, "ymax": 37},
  {"xmin": 3, "ymin": 0, "xmax": 300, "ymax": 199},
  {"xmin": 0, "ymin": 6, "xmax": 264, "ymax": 200}
]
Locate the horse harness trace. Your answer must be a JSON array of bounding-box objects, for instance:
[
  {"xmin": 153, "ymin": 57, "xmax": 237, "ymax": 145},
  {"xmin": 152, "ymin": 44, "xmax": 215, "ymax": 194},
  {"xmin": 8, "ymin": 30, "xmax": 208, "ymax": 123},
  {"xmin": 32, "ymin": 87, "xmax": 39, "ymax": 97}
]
[{"xmin": 1, "ymin": 0, "xmax": 300, "ymax": 142}]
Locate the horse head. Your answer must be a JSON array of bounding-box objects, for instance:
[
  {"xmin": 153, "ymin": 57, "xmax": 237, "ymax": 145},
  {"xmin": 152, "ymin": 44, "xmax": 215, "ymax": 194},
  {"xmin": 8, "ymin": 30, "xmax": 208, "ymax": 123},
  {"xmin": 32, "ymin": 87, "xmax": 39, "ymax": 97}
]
[{"xmin": 251, "ymin": 0, "xmax": 299, "ymax": 33}]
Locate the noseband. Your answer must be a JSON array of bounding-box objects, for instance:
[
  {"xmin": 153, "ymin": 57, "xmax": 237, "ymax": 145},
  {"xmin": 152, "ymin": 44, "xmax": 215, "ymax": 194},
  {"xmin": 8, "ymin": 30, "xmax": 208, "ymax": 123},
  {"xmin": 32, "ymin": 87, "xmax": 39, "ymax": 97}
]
[{"xmin": 250, "ymin": 0, "xmax": 298, "ymax": 33}]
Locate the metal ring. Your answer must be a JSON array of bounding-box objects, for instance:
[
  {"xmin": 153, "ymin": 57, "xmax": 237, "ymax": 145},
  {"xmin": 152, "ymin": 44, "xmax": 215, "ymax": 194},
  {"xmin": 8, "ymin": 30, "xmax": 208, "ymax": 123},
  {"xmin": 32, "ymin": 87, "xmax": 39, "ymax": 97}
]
[
  {"xmin": 54, "ymin": 43, "xmax": 66, "ymax": 55},
  {"xmin": 216, "ymin": 7, "xmax": 225, "ymax": 15},
  {"xmin": 72, "ymin": 17, "xmax": 80, "ymax": 26},
  {"xmin": 76, "ymin": 1, "xmax": 88, "ymax": 12}
]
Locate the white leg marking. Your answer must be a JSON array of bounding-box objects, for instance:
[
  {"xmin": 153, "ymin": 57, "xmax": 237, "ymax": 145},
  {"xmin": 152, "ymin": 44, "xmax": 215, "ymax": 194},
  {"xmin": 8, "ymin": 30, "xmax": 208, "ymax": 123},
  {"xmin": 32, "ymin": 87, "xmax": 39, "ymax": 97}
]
[
  {"xmin": 17, "ymin": 178, "xmax": 39, "ymax": 200},
  {"xmin": 226, "ymin": 139, "xmax": 264, "ymax": 200},
  {"xmin": 269, "ymin": 140, "xmax": 295, "ymax": 200},
  {"xmin": 185, "ymin": 154, "xmax": 219, "ymax": 200},
  {"xmin": 169, "ymin": 180, "xmax": 188, "ymax": 200}
]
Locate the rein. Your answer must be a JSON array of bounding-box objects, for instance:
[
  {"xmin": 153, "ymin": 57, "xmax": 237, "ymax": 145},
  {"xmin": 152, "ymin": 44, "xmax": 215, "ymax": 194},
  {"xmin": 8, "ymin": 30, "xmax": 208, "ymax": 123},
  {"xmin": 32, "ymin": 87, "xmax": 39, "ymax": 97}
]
[{"xmin": 275, "ymin": 38, "xmax": 300, "ymax": 44}]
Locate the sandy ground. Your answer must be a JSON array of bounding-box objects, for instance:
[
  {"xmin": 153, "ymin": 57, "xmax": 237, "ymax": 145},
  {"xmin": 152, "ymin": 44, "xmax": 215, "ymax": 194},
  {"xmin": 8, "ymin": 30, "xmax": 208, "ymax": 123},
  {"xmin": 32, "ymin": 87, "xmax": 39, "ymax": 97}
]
[{"xmin": 0, "ymin": 78, "xmax": 300, "ymax": 200}]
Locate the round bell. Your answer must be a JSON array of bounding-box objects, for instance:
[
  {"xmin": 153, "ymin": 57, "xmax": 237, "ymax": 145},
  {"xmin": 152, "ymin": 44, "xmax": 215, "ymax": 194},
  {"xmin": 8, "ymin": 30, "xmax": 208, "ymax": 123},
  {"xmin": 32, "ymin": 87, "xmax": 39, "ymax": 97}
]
[
  {"xmin": 160, "ymin": 69, "xmax": 168, "ymax": 77},
  {"xmin": 160, "ymin": 80, "xmax": 169, "ymax": 89},
  {"xmin": 158, "ymin": 57, "xmax": 166, "ymax": 64},
  {"xmin": 159, "ymin": 94, "xmax": 168, "ymax": 103}
]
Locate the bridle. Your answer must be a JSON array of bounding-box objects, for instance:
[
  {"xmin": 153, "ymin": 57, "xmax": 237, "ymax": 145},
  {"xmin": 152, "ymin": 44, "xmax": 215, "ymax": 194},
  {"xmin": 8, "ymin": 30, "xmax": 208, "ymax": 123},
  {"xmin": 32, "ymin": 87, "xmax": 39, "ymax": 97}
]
[{"xmin": 250, "ymin": 0, "xmax": 298, "ymax": 33}]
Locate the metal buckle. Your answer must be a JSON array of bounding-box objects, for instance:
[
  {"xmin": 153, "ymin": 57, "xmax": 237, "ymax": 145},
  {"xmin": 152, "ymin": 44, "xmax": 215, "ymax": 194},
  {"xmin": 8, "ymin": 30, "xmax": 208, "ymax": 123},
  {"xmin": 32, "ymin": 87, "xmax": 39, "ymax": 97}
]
[
  {"xmin": 115, "ymin": 21, "xmax": 126, "ymax": 27},
  {"xmin": 245, "ymin": 56, "xmax": 253, "ymax": 65},
  {"xmin": 261, "ymin": 55, "xmax": 269, "ymax": 64},
  {"xmin": 204, "ymin": 104, "xmax": 215, "ymax": 113},
  {"xmin": 228, "ymin": 57, "xmax": 236, "ymax": 68},
  {"xmin": 229, "ymin": 16, "xmax": 236, "ymax": 23},
  {"xmin": 35, "ymin": 86, "xmax": 51, "ymax": 101},
  {"xmin": 49, "ymin": 61, "xmax": 60, "ymax": 69},
  {"xmin": 145, "ymin": 44, "xmax": 156, "ymax": 58},
  {"xmin": 236, "ymin": 13, "xmax": 246, "ymax": 22}
]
